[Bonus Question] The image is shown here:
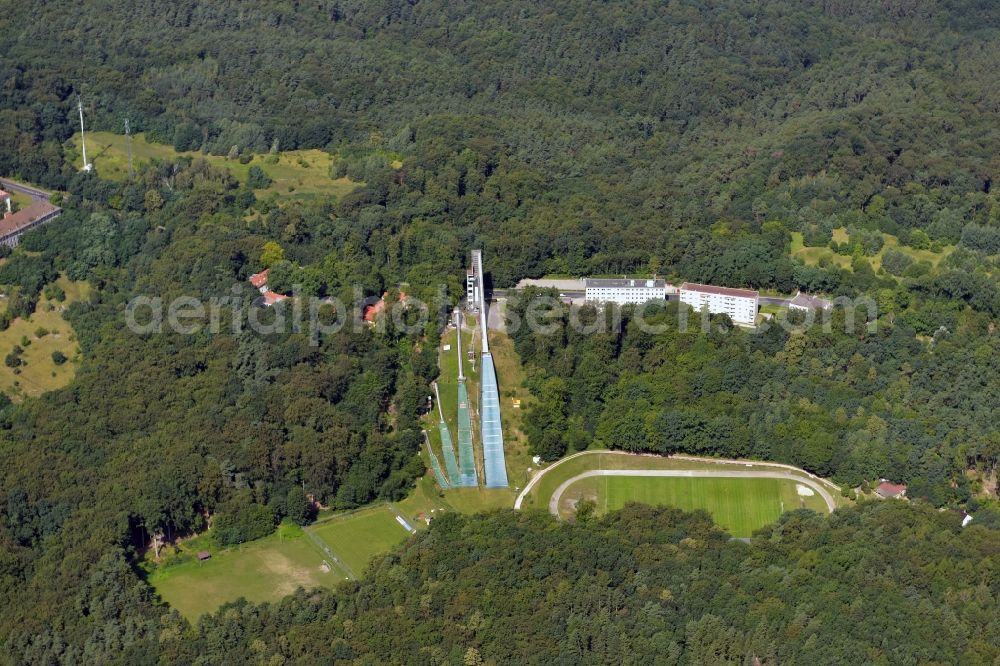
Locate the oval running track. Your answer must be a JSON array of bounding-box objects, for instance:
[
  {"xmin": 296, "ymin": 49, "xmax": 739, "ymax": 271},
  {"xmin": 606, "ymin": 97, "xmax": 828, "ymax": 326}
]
[
  {"xmin": 514, "ymin": 450, "xmax": 840, "ymax": 513},
  {"xmin": 547, "ymin": 468, "xmax": 837, "ymax": 518}
]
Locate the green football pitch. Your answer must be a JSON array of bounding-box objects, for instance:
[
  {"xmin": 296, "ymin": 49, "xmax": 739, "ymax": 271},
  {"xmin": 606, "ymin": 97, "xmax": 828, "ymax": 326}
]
[
  {"xmin": 148, "ymin": 509, "xmax": 413, "ymax": 620},
  {"xmin": 147, "ymin": 480, "xmax": 449, "ymax": 621},
  {"xmin": 591, "ymin": 475, "xmax": 820, "ymax": 537}
]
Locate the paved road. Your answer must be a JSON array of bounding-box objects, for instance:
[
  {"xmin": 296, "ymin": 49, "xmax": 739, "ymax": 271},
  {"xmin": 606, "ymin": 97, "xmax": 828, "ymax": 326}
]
[
  {"xmin": 0, "ymin": 178, "xmax": 51, "ymax": 201},
  {"xmin": 548, "ymin": 468, "xmax": 837, "ymax": 518},
  {"xmin": 514, "ymin": 278, "xmax": 586, "ymax": 291},
  {"xmin": 493, "ymin": 288, "xmax": 583, "ymax": 298}
]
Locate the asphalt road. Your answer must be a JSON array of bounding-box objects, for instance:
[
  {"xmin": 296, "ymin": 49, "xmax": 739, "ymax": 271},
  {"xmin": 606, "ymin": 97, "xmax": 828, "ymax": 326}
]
[
  {"xmin": 0, "ymin": 179, "xmax": 51, "ymax": 202},
  {"xmin": 547, "ymin": 468, "xmax": 837, "ymax": 517}
]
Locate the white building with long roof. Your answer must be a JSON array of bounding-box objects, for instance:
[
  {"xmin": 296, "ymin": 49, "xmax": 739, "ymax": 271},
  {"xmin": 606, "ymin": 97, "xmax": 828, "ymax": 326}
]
[{"xmin": 680, "ymin": 282, "xmax": 758, "ymax": 325}]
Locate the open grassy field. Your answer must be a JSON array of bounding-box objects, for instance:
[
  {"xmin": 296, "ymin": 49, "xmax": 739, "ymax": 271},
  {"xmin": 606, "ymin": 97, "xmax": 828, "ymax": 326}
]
[
  {"xmin": 790, "ymin": 228, "xmax": 953, "ymax": 274},
  {"xmin": 759, "ymin": 303, "xmax": 784, "ymax": 317},
  {"xmin": 0, "ymin": 276, "xmax": 90, "ymax": 400},
  {"xmin": 875, "ymin": 232, "xmax": 954, "ymax": 270},
  {"xmin": 147, "ymin": 522, "xmax": 333, "ymax": 621},
  {"xmin": 440, "ymin": 486, "xmax": 516, "ymax": 513},
  {"xmin": 68, "ymin": 132, "xmax": 360, "ymax": 200},
  {"xmin": 308, "ymin": 505, "xmax": 413, "ymax": 577},
  {"xmin": 790, "ymin": 230, "xmax": 850, "ymax": 269},
  {"xmin": 8, "ymin": 191, "xmax": 34, "ymax": 211},
  {"xmin": 560, "ymin": 474, "xmax": 827, "ymax": 537},
  {"xmin": 149, "ymin": 479, "xmax": 447, "ymax": 620},
  {"xmin": 395, "ymin": 475, "xmax": 452, "ymax": 520}
]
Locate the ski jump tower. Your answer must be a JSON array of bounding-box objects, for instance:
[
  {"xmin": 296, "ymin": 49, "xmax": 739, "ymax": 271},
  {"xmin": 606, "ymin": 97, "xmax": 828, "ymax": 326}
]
[{"xmin": 469, "ymin": 249, "xmax": 508, "ymax": 488}]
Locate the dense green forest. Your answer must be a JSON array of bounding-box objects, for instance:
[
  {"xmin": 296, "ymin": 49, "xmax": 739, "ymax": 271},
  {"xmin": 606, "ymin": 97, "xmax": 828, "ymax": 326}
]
[
  {"xmin": 1, "ymin": 0, "xmax": 999, "ymax": 662},
  {"xmin": 0, "ymin": 160, "xmax": 438, "ymax": 657},
  {"xmin": 13, "ymin": 503, "xmax": 1000, "ymax": 664},
  {"xmin": 4, "ymin": 0, "xmax": 1000, "ymax": 289}
]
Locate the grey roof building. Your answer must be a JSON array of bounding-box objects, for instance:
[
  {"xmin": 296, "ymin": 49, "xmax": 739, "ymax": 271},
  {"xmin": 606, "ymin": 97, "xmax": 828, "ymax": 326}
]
[{"xmin": 788, "ymin": 291, "xmax": 832, "ymax": 311}]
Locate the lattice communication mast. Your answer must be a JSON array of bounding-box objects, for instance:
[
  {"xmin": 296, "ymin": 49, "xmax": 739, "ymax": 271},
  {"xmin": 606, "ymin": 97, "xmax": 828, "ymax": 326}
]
[{"xmin": 78, "ymin": 97, "xmax": 92, "ymax": 172}]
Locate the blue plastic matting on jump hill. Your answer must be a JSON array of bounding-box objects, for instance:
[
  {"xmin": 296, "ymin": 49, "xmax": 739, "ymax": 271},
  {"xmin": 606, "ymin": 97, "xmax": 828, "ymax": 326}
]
[
  {"xmin": 438, "ymin": 422, "xmax": 461, "ymax": 485},
  {"xmin": 479, "ymin": 352, "xmax": 508, "ymax": 488},
  {"xmin": 456, "ymin": 381, "xmax": 478, "ymax": 486},
  {"xmin": 424, "ymin": 436, "xmax": 451, "ymax": 489}
]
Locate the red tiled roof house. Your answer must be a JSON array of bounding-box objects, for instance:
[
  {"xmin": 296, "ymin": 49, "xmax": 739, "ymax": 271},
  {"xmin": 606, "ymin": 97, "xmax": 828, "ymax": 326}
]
[
  {"xmin": 249, "ymin": 269, "xmax": 269, "ymax": 293},
  {"xmin": 875, "ymin": 481, "xmax": 907, "ymax": 499}
]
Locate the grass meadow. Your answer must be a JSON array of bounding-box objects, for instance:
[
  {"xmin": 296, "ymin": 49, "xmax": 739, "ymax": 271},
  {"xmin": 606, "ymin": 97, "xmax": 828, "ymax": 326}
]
[
  {"xmin": 8, "ymin": 191, "xmax": 34, "ymax": 210},
  {"xmin": 68, "ymin": 132, "xmax": 360, "ymax": 200},
  {"xmin": 148, "ymin": 480, "xmax": 447, "ymax": 620},
  {"xmin": 0, "ymin": 276, "xmax": 90, "ymax": 400},
  {"xmin": 147, "ymin": 522, "xmax": 333, "ymax": 621},
  {"xmin": 790, "ymin": 228, "xmax": 953, "ymax": 274}
]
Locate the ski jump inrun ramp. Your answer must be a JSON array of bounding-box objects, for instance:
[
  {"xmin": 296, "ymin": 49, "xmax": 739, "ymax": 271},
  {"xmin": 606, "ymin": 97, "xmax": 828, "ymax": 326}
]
[{"xmin": 471, "ymin": 249, "xmax": 508, "ymax": 488}]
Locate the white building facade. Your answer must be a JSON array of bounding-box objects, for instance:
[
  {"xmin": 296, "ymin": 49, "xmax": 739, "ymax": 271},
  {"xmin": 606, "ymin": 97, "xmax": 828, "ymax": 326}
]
[
  {"xmin": 680, "ymin": 282, "xmax": 758, "ymax": 325},
  {"xmin": 585, "ymin": 278, "xmax": 667, "ymax": 305}
]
